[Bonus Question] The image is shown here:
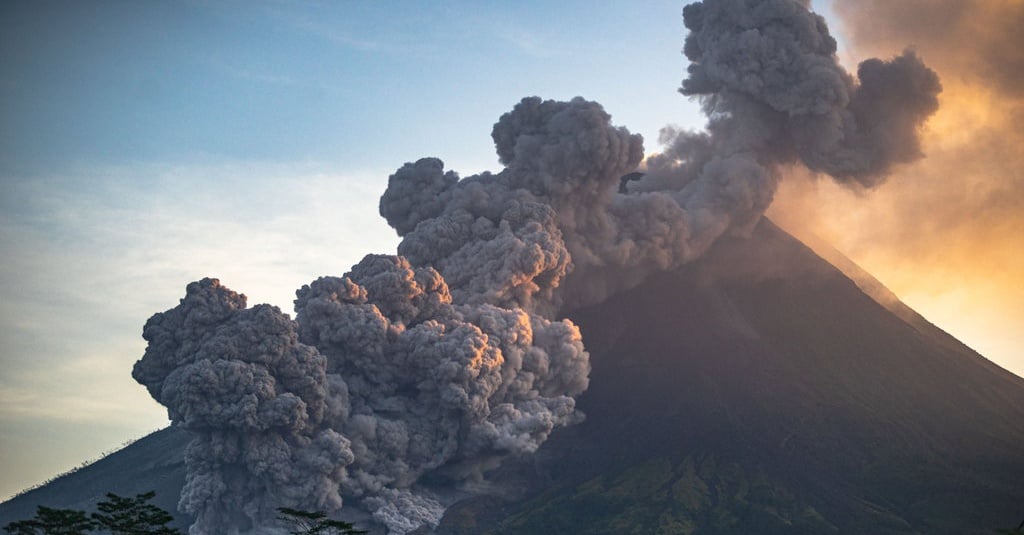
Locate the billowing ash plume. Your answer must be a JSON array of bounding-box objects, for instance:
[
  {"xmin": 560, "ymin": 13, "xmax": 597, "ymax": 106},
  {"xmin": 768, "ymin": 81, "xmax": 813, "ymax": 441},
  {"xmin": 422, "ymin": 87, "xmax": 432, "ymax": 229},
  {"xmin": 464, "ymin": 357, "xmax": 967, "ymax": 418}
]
[
  {"xmin": 132, "ymin": 279, "xmax": 352, "ymax": 534},
  {"xmin": 133, "ymin": 1, "xmax": 939, "ymax": 533},
  {"xmin": 672, "ymin": 0, "xmax": 941, "ymax": 186},
  {"xmin": 293, "ymin": 256, "xmax": 586, "ymax": 515},
  {"xmin": 134, "ymin": 256, "xmax": 588, "ymax": 533}
]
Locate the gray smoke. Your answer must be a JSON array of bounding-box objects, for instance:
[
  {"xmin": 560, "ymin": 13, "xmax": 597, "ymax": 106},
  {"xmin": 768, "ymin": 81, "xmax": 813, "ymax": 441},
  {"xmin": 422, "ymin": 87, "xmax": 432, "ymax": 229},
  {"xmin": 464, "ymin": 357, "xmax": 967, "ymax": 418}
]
[
  {"xmin": 132, "ymin": 279, "xmax": 352, "ymax": 534},
  {"xmin": 682, "ymin": 0, "xmax": 940, "ymax": 183},
  {"xmin": 293, "ymin": 255, "xmax": 586, "ymax": 503},
  {"xmin": 135, "ymin": 255, "xmax": 588, "ymax": 533},
  {"xmin": 133, "ymin": 1, "xmax": 939, "ymax": 533}
]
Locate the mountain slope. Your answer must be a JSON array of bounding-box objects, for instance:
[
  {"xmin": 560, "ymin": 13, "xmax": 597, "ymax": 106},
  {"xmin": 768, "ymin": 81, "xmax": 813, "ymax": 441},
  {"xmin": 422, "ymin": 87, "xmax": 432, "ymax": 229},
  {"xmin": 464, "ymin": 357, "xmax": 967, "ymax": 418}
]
[
  {"xmin": 438, "ymin": 219, "xmax": 1024, "ymax": 534},
  {"xmin": 3, "ymin": 218, "xmax": 1022, "ymax": 534},
  {"xmin": 0, "ymin": 426, "xmax": 190, "ymax": 530}
]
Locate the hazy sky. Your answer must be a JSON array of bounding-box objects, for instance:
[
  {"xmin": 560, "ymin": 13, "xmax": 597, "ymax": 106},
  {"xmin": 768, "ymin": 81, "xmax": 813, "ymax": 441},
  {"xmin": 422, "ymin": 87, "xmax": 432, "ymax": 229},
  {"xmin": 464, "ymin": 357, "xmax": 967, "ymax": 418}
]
[{"xmin": 1, "ymin": 0, "xmax": 1020, "ymax": 502}]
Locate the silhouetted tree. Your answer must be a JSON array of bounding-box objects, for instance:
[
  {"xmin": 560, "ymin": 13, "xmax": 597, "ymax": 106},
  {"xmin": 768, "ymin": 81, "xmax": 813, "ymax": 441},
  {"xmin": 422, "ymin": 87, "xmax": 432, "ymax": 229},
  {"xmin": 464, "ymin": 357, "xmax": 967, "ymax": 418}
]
[
  {"xmin": 275, "ymin": 508, "xmax": 366, "ymax": 535},
  {"xmin": 91, "ymin": 491, "xmax": 182, "ymax": 535},
  {"xmin": 3, "ymin": 506, "xmax": 95, "ymax": 535}
]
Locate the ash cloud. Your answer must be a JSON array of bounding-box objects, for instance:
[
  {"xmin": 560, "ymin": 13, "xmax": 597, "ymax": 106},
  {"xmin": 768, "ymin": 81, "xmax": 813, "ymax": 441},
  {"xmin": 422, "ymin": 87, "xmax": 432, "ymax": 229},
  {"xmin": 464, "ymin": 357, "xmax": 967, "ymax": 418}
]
[
  {"xmin": 132, "ymin": 279, "xmax": 352, "ymax": 534},
  {"xmin": 132, "ymin": 1, "xmax": 940, "ymax": 533},
  {"xmin": 135, "ymin": 255, "xmax": 588, "ymax": 534},
  {"xmin": 664, "ymin": 0, "xmax": 940, "ymax": 187}
]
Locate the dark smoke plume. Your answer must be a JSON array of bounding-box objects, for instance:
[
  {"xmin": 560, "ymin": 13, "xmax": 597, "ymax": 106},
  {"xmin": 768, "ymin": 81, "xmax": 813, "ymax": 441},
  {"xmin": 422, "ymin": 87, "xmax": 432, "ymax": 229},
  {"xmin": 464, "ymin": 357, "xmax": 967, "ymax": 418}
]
[
  {"xmin": 132, "ymin": 1, "xmax": 939, "ymax": 533},
  {"xmin": 132, "ymin": 279, "xmax": 352, "ymax": 534}
]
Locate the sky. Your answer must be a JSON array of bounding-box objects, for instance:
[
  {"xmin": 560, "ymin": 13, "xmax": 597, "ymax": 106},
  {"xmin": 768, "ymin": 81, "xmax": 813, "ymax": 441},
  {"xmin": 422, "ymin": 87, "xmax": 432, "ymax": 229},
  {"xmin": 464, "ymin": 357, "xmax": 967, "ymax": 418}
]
[{"xmin": 1, "ymin": 0, "xmax": 1021, "ymax": 502}]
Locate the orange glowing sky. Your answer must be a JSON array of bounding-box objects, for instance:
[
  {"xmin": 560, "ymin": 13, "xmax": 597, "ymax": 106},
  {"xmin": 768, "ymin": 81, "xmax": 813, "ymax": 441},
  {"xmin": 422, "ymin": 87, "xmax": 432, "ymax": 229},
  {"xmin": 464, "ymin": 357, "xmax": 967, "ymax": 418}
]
[{"xmin": 770, "ymin": 0, "xmax": 1024, "ymax": 377}]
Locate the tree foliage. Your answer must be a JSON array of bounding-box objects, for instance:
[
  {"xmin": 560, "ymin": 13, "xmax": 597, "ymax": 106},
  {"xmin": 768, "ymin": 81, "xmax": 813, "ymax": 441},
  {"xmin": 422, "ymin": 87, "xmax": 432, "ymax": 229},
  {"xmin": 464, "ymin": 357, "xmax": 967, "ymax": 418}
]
[
  {"xmin": 3, "ymin": 492, "xmax": 182, "ymax": 535},
  {"xmin": 3, "ymin": 506, "xmax": 95, "ymax": 535},
  {"xmin": 90, "ymin": 492, "xmax": 182, "ymax": 534},
  {"xmin": 275, "ymin": 508, "xmax": 366, "ymax": 535},
  {"xmin": 3, "ymin": 495, "xmax": 366, "ymax": 535}
]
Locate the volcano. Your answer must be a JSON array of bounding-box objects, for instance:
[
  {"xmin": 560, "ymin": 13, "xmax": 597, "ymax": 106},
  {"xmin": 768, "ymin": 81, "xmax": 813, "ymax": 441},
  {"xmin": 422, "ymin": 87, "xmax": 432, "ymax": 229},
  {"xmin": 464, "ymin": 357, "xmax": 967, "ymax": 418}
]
[
  {"xmin": 436, "ymin": 219, "xmax": 1024, "ymax": 534},
  {"xmin": 3, "ymin": 218, "xmax": 1021, "ymax": 534}
]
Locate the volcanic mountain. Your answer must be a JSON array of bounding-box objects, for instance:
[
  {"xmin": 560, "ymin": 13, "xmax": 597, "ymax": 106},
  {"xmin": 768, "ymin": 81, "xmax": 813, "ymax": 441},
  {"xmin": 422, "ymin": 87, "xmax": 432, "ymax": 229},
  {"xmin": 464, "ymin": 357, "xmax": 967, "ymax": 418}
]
[
  {"xmin": 2, "ymin": 219, "xmax": 1022, "ymax": 534},
  {"xmin": 436, "ymin": 219, "xmax": 1024, "ymax": 534}
]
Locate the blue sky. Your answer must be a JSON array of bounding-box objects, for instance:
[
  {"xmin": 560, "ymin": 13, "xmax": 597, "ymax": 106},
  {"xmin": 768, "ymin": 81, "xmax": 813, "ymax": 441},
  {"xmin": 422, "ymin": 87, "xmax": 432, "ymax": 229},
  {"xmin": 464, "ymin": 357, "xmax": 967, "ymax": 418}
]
[
  {"xmin": 1, "ymin": 0, "xmax": 712, "ymax": 176},
  {"xmin": 13, "ymin": 0, "xmax": 1013, "ymax": 503},
  {"xmin": 0, "ymin": 0, "xmax": 715, "ymax": 501}
]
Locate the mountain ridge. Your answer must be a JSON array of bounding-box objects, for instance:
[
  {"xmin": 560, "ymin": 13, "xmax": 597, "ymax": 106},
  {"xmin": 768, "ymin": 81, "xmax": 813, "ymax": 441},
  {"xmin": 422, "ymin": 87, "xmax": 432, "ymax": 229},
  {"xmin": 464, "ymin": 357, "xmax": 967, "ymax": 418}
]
[{"xmin": 438, "ymin": 218, "xmax": 1024, "ymax": 533}]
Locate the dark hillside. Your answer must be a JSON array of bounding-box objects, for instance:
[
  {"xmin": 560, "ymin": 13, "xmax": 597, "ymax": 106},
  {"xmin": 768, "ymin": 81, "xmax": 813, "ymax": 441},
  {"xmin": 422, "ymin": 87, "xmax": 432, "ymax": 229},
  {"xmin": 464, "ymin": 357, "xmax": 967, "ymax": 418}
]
[
  {"xmin": 0, "ymin": 426, "xmax": 190, "ymax": 530},
  {"xmin": 439, "ymin": 219, "xmax": 1024, "ymax": 534}
]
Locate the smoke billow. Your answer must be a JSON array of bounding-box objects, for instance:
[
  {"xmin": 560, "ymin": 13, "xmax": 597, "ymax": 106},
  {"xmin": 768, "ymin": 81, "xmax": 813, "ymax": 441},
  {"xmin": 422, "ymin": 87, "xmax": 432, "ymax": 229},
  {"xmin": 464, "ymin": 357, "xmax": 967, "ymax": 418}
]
[
  {"xmin": 132, "ymin": 1, "xmax": 940, "ymax": 533},
  {"xmin": 131, "ymin": 279, "xmax": 353, "ymax": 534},
  {"xmin": 134, "ymin": 253, "xmax": 588, "ymax": 534},
  {"xmin": 645, "ymin": 0, "xmax": 940, "ymax": 191}
]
